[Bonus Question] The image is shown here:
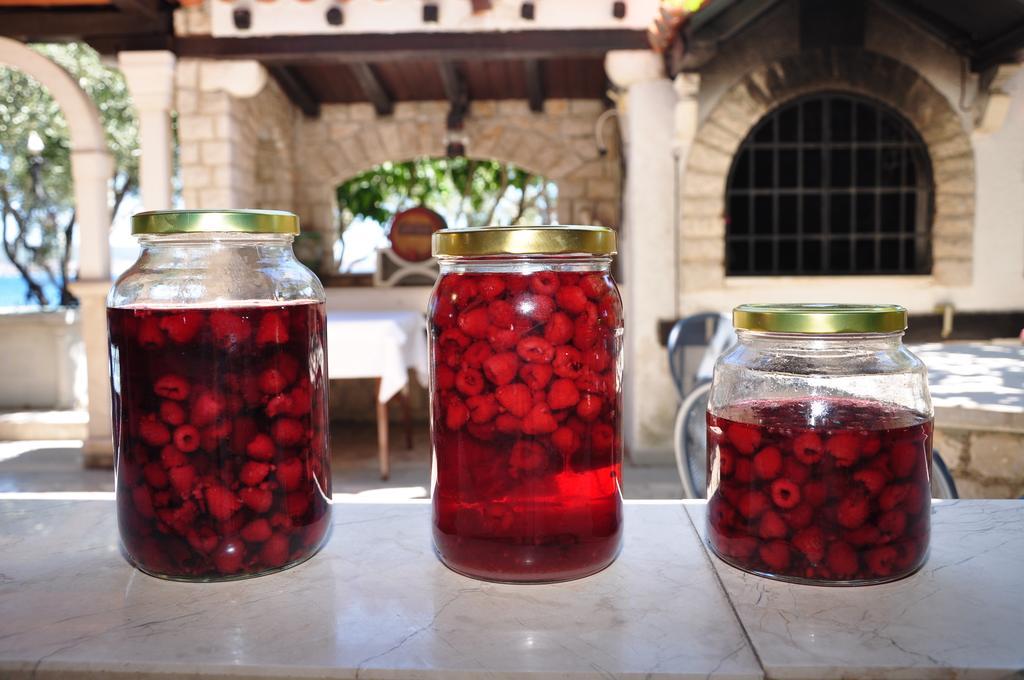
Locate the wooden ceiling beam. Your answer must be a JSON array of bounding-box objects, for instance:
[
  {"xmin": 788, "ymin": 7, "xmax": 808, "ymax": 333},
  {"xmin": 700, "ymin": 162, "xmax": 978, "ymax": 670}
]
[
  {"xmin": 0, "ymin": 8, "xmax": 168, "ymax": 38},
  {"xmin": 172, "ymin": 29, "xmax": 648, "ymax": 62},
  {"xmin": 109, "ymin": 0, "xmax": 164, "ymax": 21},
  {"xmin": 438, "ymin": 61, "xmax": 469, "ymax": 128},
  {"xmin": 350, "ymin": 63, "xmax": 393, "ymax": 116},
  {"xmin": 267, "ymin": 65, "xmax": 320, "ymax": 118},
  {"xmin": 524, "ymin": 59, "xmax": 544, "ymax": 112}
]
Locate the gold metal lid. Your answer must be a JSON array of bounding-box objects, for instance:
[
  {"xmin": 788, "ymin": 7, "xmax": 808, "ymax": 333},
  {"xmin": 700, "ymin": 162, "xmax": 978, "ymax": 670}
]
[
  {"xmin": 733, "ymin": 303, "xmax": 908, "ymax": 334},
  {"xmin": 132, "ymin": 210, "xmax": 300, "ymax": 235},
  {"xmin": 432, "ymin": 225, "xmax": 616, "ymax": 257}
]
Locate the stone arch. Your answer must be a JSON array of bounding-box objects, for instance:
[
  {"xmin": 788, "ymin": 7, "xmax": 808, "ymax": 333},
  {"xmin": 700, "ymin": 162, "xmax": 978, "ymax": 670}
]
[
  {"xmin": 0, "ymin": 37, "xmax": 113, "ymax": 279},
  {"xmin": 680, "ymin": 48, "xmax": 974, "ymax": 290}
]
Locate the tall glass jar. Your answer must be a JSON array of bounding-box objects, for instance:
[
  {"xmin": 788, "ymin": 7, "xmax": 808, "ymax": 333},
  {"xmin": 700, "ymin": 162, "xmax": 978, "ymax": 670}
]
[
  {"xmin": 108, "ymin": 210, "xmax": 331, "ymax": 581},
  {"xmin": 429, "ymin": 226, "xmax": 623, "ymax": 583},
  {"xmin": 706, "ymin": 304, "xmax": 933, "ymax": 585}
]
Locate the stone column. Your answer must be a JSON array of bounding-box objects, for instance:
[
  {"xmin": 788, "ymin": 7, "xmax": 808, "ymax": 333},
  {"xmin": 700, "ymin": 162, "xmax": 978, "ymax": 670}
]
[
  {"xmin": 605, "ymin": 50, "xmax": 678, "ymax": 465},
  {"xmin": 119, "ymin": 51, "xmax": 176, "ymax": 210}
]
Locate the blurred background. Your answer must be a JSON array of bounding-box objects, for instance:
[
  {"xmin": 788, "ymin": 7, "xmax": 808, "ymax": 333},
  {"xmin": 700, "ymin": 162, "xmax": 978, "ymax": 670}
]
[{"xmin": 0, "ymin": 0, "xmax": 1022, "ymax": 500}]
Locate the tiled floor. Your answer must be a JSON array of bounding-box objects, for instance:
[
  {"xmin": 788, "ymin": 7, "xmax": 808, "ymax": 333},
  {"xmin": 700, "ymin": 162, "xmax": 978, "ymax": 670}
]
[{"xmin": 0, "ymin": 423, "xmax": 683, "ymax": 499}]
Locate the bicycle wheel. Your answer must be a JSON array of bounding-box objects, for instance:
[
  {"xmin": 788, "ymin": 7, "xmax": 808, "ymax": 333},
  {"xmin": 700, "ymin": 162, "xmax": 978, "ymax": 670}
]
[{"xmin": 673, "ymin": 382, "xmax": 711, "ymax": 499}]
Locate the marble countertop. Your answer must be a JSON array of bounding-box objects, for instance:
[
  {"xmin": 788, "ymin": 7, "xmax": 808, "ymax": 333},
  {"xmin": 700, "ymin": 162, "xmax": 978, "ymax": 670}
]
[{"xmin": 0, "ymin": 498, "xmax": 1022, "ymax": 679}]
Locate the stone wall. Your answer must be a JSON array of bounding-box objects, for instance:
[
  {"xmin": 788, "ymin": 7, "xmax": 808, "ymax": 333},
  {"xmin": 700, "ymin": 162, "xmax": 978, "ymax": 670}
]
[{"xmin": 936, "ymin": 425, "xmax": 1024, "ymax": 499}]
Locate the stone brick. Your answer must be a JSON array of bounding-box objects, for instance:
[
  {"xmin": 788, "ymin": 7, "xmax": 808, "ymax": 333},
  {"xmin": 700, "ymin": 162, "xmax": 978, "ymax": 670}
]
[
  {"xmin": 968, "ymin": 432, "xmax": 1024, "ymax": 480},
  {"xmin": 932, "ymin": 235, "xmax": 973, "ymax": 260},
  {"xmin": 693, "ymin": 121, "xmax": 741, "ymax": 155},
  {"xmin": 559, "ymin": 118, "xmax": 593, "ymax": 137},
  {"xmin": 178, "ymin": 143, "xmax": 200, "ymax": 165},
  {"xmin": 681, "ymin": 216, "xmax": 726, "ymax": 238},
  {"xmin": 392, "ymin": 102, "xmax": 420, "ymax": 120},
  {"xmin": 936, "ymin": 172, "xmax": 974, "ymax": 195},
  {"xmin": 181, "ymin": 165, "xmax": 211, "ymax": 187},
  {"xmin": 213, "ymin": 114, "xmax": 235, "ymax": 140},
  {"xmin": 684, "ymin": 141, "xmax": 732, "ymax": 178},
  {"xmin": 567, "ymin": 160, "xmax": 606, "ymax": 180},
  {"xmin": 175, "ymin": 59, "xmax": 200, "ymax": 89},
  {"xmin": 321, "ymin": 106, "xmax": 349, "ymax": 122},
  {"xmin": 212, "ymin": 166, "xmax": 233, "ymax": 188},
  {"xmin": 683, "ymin": 170, "xmax": 726, "ymax": 197},
  {"xmin": 197, "ymin": 91, "xmax": 230, "ymax": 115},
  {"xmin": 177, "ymin": 115, "xmax": 215, "ymax": 142},
  {"xmin": 348, "ymin": 103, "xmax": 376, "ymax": 122},
  {"xmin": 545, "ymin": 99, "xmax": 569, "ymax": 116},
  {"xmin": 569, "ymin": 100, "xmax": 604, "ymax": 116},
  {"xmin": 680, "ymin": 262, "xmax": 725, "ymax": 292},
  {"xmin": 573, "ymin": 201, "xmax": 597, "ymax": 224},
  {"xmin": 572, "ymin": 139, "xmax": 601, "ymax": 161},
  {"xmin": 557, "ymin": 179, "xmax": 587, "ymax": 199},
  {"xmin": 953, "ymin": 476, "xmax": 1014, "ymax": 500},
  {"xmin": 469, "ymin": 100, "xmax": 497, "ymax": 117},
  {"xmin": 935, "ymin": 192, "xmax": 974, "ymax": 219},
  {"xmin": 199, "ymin": 187, "xmax": 233, "ymax": 207},
  {"xmin": 681, "ymin": 237, "xmax": 724, "ymax": 264},
  {"xmin": 329, "ymin": 122, "xmax": 361, "ymax": 142},
  {"xmin": 933, "ymin": 427, "xmax": 970, "ymax": 472},
  {"xmin": 929, "ymin": 134, "xmax": 973, "ymax": 161},
  {"xmin": 934, "ymin": 217, "xmax": 973, "ymax": 237},
  {"xmin": 200, "ymin": 140, "xmax": 231, "ymax": 165},
  {"xmin": 176, "ymin": 90, "xmax": 198, "ymax": 115},
  {"xmin": 586, "ymin": 178, "xmax": 617, "ymax": 200},
  {"xmin": 595, "ymin": 200, "xmax": 618, "ymax": 228},
  {"xmin": 417, "ymin": 101, "xmax": 448, "ymax": 118},
  {"xmin": 497, "ymin": 100, "xmax": 532, "ymax": 117},
  {"xmin": 680, "ymin": 196, "xmax": 722, "ymax": 220},
  {"xmin": 932, "ymin": 258, "xmax": 972, "ymax": 286}
]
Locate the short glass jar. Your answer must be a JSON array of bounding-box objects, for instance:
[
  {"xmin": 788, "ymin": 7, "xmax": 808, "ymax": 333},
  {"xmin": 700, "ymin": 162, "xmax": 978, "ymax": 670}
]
[
  {"xmin": 429, "ymin": 226, "xmax": 624, "ymax": 582},
  {"xmin": 108, "ymin": 210, "xmax": 331, "ymax": 581},
  {"xmin": 706, "ymin": 304, "xmax": 933, "ymax": 585}
]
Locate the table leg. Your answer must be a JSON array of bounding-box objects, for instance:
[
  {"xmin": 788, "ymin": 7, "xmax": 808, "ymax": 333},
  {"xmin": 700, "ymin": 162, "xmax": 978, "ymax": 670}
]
[
  {"xmin": 376, "ymin": 378, "xmax": 390, "ymax": 480},
  {"xmin": 401, "ymin": 385, "xmax": 413, "ymax": 450}
]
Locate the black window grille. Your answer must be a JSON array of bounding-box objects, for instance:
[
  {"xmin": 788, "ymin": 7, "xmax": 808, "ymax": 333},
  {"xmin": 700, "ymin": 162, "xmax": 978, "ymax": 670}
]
[{"xmin": 725, "ymin": 92, "xmax": 934, "ymax": 276}]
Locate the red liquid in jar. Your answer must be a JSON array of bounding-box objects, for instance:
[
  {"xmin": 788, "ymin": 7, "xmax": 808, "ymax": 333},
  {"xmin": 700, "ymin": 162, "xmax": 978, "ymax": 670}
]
[
  {"xmin": 430, "ymin": 270, "xmax": 623, "ymax": 582},
  {"xmin": 108, "ymin": 302, "xmax": 331, "ymax": 580},
  {"xmin": 707, "ymin": 399, "xmax": 932, "ymax": 584}
]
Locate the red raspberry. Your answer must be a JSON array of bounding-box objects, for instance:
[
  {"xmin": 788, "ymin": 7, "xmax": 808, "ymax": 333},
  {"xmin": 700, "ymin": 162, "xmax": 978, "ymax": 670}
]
[
  {"xmin": 826, "ymin": 541, "xmax": 858, "ymax": 578},
  {"xmin": 457, "ymin": 308, "xmax": 491, "ymax": 339},
  {"xmin": 158, "ymin": 311, "xmax": 203, "ymax": 344},
  {"xmin": 783, "ymin": 458, "xmax": 810, "ymax": 484},
  {"xmin": 791, "ymin": 431, "xmax": 824, "ymax": 464},
  {"xmin": 878, "ymin": 509, "xmax": 907, "ymax": 540},
  {"xmin": 574, "ymin": 369, "xmax": 607, "ymax": 396},
  {"xmin": 736, "ymin": 490, "xmax": 769, "ymax": 519},
  {"xmin": 482, "ymin": 352, "xmax": 519, "ymax": 385},
  {"xmin": 132, "ymin": 485, "xmax": 155, "ymax": 518},
  {"xmin": 463, "ymin": 341, "xmax": 493, "ymax": 368},
  {"xmin": 439, "ymin": 328, "xmax": 472, "ymax": 357},
  {"xmin": 274, "ymin": 354, "xmax": 301, "ymax": 384},
  {"xmin": 865, "ymin": 545, "xmax": 899, "ymax": 577},
  {"xmin": 159, "ymin": 400, "xmax": 187, "ymax": 427},
  {"xmin": 160, "ymin": 445, "xmax": 188, "ymax": 469},
  {"xmin": 718, "ymin": 446, "xmax": 736, "ymax": 477},
  {"xmin": 205, "ymin": 486, "xmax": 241, "ymax": 521},
  {"xmin": 451, "ymin": 278, "xmax": 479, "ymax": 308},
  {"xmin": 185, "ymin": 525, "xmax": 219, "ymax": 553},
  {"xmin": 725, "ymin": 422, "xmax": 761, "ymax": 455},
  {"xmin": 432, "ymin": 297, "xmax": 456, "ymax": 328},
  {"xmin": 496, "ymin": 384, "xmax": 533, "ymax": 417},
  {"xmin": 239, "ymin": 487, "xmax": 274, "ymax": 513},
  {"xmin": 597, "ymin": 294, "xmax": 620, "ymax": 328},
  {"xmin": 271, "ymin": 418, "xmax": 305, "ymax": 446},
  {"xmin": 543, "ymin": 312, "xmax": 574, "ymax": 345},
  {"xmin": 583, "ymin": 346, "xmax": 611, "ymax": 372},
  {"xmin": 172, "ymin": 425, "xmax": 199, "ymax": 453},
  {"xmin": 256, "ymin": 312, "xmax": 289, "ymax": 346},
  {"xmin": 579, "ymin": 274, "xmax": 606, "ymax": 299},
  {"xmin": 191, "ymin": 392, "xmax": 225, "ymax": 427},
  {"xmin": 555, "ymin": 285, "xmax": 588, "ymax": 314},
  {"xmin": 792, "ymin": 526, "xmax": 826, "ymax": 564},
  {"xmin": 879, "ymin": 483, "xmax": 909, "ymax": 511},
  {"xmin": 758, "ymin": 510, "xmax": 789, "ymax": 539},
  {"xmin": 853, "ymin": 468, "xmax": 888, "ymax": 495},
  {"xmin": 461, "ymin": 393, "xmax": 495, "ymax": 424},
  {"xmin": 752, "ymin": 446, "xmax": 782, "ymax": 480},
  {"xmin": 246, "ymin": 433, "xmax": 276, "ymax": 461},
  {"xmin": 509, "ymin": 441, "xmax": 549, "ymax": 477},
  {"xmin": 209, "ymin": 311, "xmax": 251, "ymax": 349},
  {"xmin": 435, "ymin": 365, "xmax": 456, "ymax": 391},
  {"xmin": 802, "ymin": 480, "xmax": 827, "ymax": 507},
  {"xmin": 454, "ymin": 368, "xmax": 486, "ymax": 396},
  {"xmin": 270, "ymin": 511, "xmax": 294, "ymax": 530},
  {"xmin": 139, "ymin": 415, "xmax": 171, "ymax": 447},
  {"xmin": 276, "ymin": 457, "xmax": 304, "ymax": 492},
  {"xmin": 239, "ymin": 461, "xmax": 271, "ymax": 486},
  {"xmin": 213, "ymin": 538, "xmax": 246, "ymax": 574},
  {"xmin": 783, "ymin": 503, "xmax": 814, "ymax": 529},
  {"xmin": 716, "ymin": 529, "xmax": 758, "ymax": 560},
  {"xmin": 529, "ymin": 271, "xmax": 560, "ymax": 295},
  {"xmin": 143, "ymin": 461, "xmax": 169, "ymax": 489},
  {"xmin": 826, "ymin": 432, "xmax": 861, "ymax": 467},
  {"xmin": 467, "ymin": 421, "xmax": 496, "ymax": 441},
  {"xmin": 733, "ymin": 458, "xmax": 753, "ymax": 484},
  {"xmin": 547, "ymin": 378, "xmax": 581, "ymax": 410},
  {"xmin": 844, "ymin": 524, "xmax": 881, "ymax": 547},
  {"xmin": 445, "ymin": 396, "xmax": 470, "ymax": 430},
  {"xmin": 259, "ymin": 368, "xmax": 291, "ymax": 395},
  {"xmin": 551, "ymin": 426, "xmax": 581, "ymax": 456},
  {"xmin": 521, "ymin": 403, "xmax": 558, "ymax": 435},
  {"xmin": 572, "ymin": 316, "xmax": 599, "ymax": 350},
  {"xmin": 260, "ymin": 533, "xmax": 291, "ymax": 568},
  {"xmin": 478, "ymin": 275, "xmax": 506, "ymax": 300},
  {"xmin": 517, "ymin": 336, "xmax": 554, "ymax": 364},
  {"xmin": 576, "ymin": 393, "xmax": 603, "ymax": 421},
  {"xmin": 769, "ymin": 478, "xmax": 801, "ymax": 508},
  {"xmin": 241, "ymin": 518, "xmax": 273, "ymax": 543},
  {"xmin": 487, "ymin": 326, "xmax": 519, "ymax": 351},
  {"xmin": 902, "ymin": 483, "xmax": 928, "ymax": 515},
  {"xmin": 552, "ymin": 346, "xmax": 584, "ymax": 379},
  {"xmin": 862, "ymin": 435, "xmax": 882, "ymax": 456},
  {"xmin": 495, "ymin": 414, "xmax": 522, "ymax": 434},
  {"xmin": 137, "ymin": 317, "xmax": 165, "ymax": 349},
  {"xmin": 516, "ymin": 293, "xmax": 555, "ymax": 322},
  {"xmin": 708, "ymin": 497, "xmax": 737, "ymax": 529},
  {"xmin": 487, "ymin": 300, "xmax": 516, "ymax": 327},
  {"xmin": 266, "ymin": 393, "xmax": 294, "ymax": 418},
  {"xmin": 837, "ymin": 490, "xmax": 870, "ymax": 529},
  {"xmin": 759, "ymin": 540, "xmax": 791, "ymax": 571},
  {"xmin": 889, "ymin": 440, "xmax": 919, "ymax": 478},
  {"xmin": 153, "ymin": 374, "xmax": 191, "ymax": 401}
]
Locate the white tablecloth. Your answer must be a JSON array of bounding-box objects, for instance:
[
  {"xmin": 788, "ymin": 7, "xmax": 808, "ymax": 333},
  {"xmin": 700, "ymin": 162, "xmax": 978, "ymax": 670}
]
[{"xmin": 325, "ymin": 311, "xmax": 429, "ymax": 402}]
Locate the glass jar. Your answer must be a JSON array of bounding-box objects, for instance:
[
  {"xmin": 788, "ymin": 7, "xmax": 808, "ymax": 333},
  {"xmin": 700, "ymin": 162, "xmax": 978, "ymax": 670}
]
[
  {"xmin": 429, "ymin": 226, "xmax": 623, "ymax": 582},
  {"xmin": 107, "ymin": 210, "xmax": 331, "ymax": 581},
  {"xmin": 706, "ymin": 304, "xmax": 933, "ymax": 585}
]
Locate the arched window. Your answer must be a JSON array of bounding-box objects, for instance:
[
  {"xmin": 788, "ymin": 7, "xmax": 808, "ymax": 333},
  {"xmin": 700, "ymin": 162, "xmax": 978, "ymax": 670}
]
[{"xmin": 725, "ymin": 92, "xmax": 933, "ymax": 276}]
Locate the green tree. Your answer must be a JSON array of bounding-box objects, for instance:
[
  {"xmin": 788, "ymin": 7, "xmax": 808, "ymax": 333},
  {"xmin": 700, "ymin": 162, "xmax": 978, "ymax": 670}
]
[{"xmin": 0, "ymin": 42, "xmax": 138, "ymax": 307}]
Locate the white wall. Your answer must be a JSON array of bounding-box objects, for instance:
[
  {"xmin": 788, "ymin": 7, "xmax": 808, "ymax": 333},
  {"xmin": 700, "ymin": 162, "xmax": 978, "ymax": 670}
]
[{"xmin": 0, "ymin": 310, "xmax": 85, "ymax": 410}]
